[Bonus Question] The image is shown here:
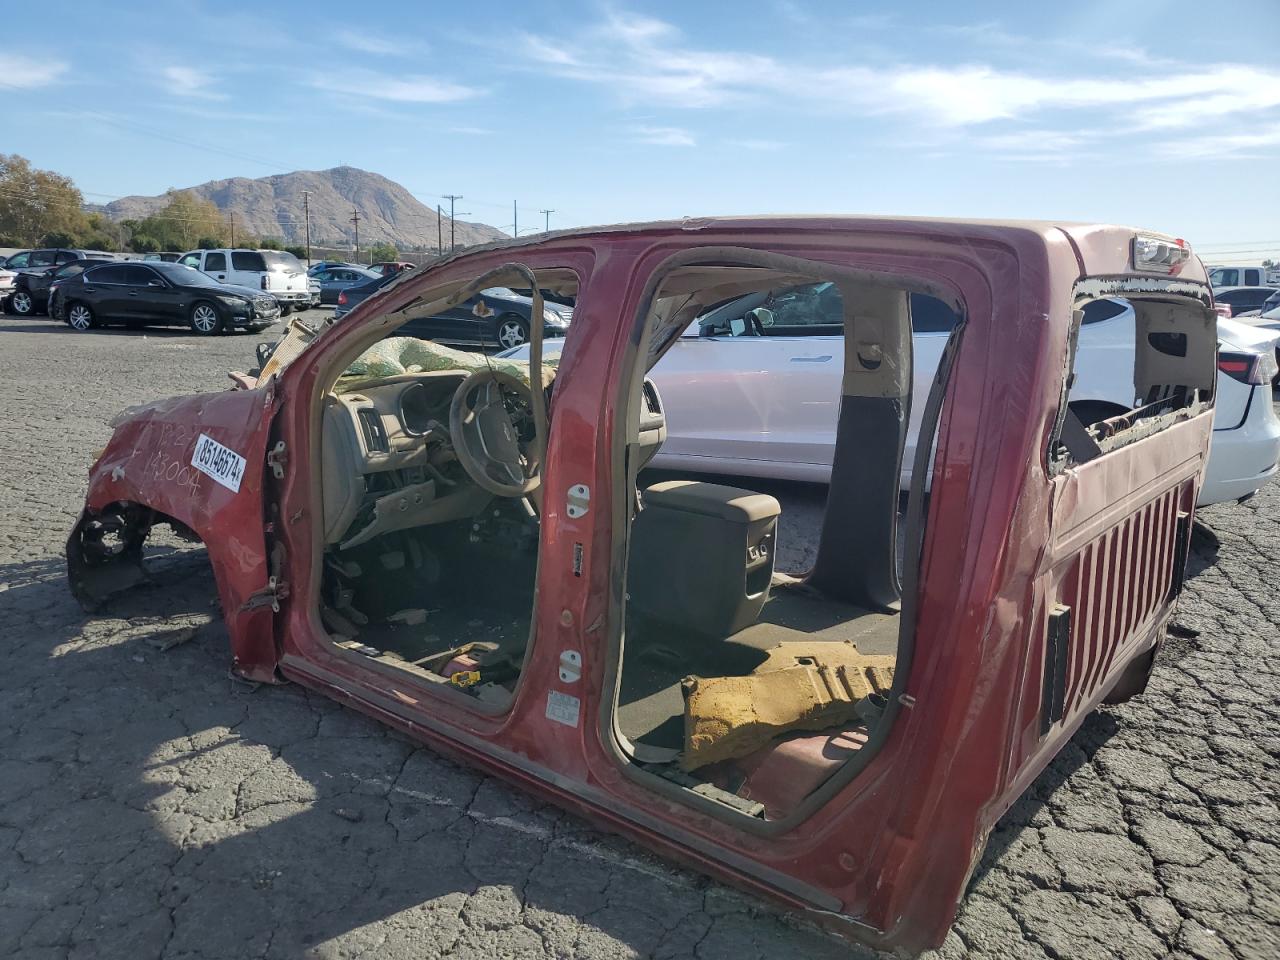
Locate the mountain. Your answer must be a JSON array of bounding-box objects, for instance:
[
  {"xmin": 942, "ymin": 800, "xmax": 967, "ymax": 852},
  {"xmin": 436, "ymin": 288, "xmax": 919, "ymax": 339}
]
[{"xmin": 98, "ymin": 166, "xmax": 508, "ymax": 251}]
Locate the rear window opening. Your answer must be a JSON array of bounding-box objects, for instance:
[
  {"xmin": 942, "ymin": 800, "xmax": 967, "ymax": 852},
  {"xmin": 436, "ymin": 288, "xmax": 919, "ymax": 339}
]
[
  {"xmin": 1054, "ymin": 295, "xmax": 1216, "ymax": 470},
  {"xmin": 609, "ymin": 254, "xmax": 960, "ymax": 824}
]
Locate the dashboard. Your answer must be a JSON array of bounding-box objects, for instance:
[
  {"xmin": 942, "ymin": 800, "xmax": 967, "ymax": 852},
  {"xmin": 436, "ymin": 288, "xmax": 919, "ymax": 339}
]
[
  {"xmin": 329, "ymin": 371, "xmax": 466, "ymax": 474},
  {"xmin": 320, "ymin": 368, "xmax": 667, "ymax": 547}
]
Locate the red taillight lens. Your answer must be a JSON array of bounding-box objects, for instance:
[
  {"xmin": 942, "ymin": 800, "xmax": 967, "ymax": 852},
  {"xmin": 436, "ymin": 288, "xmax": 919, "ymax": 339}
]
[
  {"xmin": 337, "ymin": 290, "xmax": 348, "ymax": 305},
  {"xmin": 1213, "ymin": 303, "xmax": 1233, "ymax": 319},
  {"xmin": 1219, "ymin": 350, "xmax": 1279, "ymax": 385}
]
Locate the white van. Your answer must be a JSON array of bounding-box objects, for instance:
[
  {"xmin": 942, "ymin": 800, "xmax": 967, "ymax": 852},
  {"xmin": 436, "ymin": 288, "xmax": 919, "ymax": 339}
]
[
  {"xmin": 178, "ymin": 249, "xmax": 311, "ymax": 313},
  {"xmin": 1207, "ymin": 263, "xmax": 1279, "ymax": 288}
]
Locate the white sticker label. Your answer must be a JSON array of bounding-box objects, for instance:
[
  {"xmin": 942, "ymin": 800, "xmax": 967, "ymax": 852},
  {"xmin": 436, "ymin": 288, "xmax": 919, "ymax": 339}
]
[
  {"xmin": 545, "ymin": 690, "xmax": 581, "ymax": 728},
  {"xmin": 191, "ymin": 433, "xmax": 247, "ymax": 493}
]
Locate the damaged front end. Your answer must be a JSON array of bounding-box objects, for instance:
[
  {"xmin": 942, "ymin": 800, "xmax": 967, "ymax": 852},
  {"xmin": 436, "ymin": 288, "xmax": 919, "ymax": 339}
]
[
  {"xmin": 66, "ymin": 503, "xmax": 199, "ymax": 610},
  {"xmin": 67, "ymin": 385, "xmax": 284, "ymax": 681}
]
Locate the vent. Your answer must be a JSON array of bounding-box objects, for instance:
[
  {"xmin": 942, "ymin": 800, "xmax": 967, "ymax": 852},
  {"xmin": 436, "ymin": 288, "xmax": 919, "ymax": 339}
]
[
  {"xmin": 1040, "ymin": 605, "xmax": 1071, "ymax": 735},
  {"xmin": 642, "ymin": 381, "xmax": 662, "ymax": 415},
  {"xmin": 357, "ymin": 409, "xmax": 388, "ymax": 453}
]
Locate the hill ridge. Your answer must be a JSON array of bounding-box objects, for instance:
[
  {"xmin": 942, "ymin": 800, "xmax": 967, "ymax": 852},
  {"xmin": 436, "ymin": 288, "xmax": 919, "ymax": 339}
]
[{"xmin": 98, "ymin": 166, "xmax": 507, "ymax": 251}]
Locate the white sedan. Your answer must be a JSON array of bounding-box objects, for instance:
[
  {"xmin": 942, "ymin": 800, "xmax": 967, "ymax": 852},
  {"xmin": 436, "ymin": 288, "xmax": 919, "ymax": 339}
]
[{"xmin": 505, "ymin": 288, "xmax": 1280, "ymax": 506}]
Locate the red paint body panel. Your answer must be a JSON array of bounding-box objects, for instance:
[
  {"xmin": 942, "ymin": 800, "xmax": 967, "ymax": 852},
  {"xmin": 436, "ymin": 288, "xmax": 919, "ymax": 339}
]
[
  {"xmin": 81, "ymin": 386, "xmax": 281, "ymax": 680},
  {"xmin": 74, "ymin": 218, "xmax": 1212, "ymax": 953}
]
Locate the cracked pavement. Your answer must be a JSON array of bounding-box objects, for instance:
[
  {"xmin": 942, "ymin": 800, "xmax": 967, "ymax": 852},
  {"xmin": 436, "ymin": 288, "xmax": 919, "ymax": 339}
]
[{"xmin": 1, "ymin": 313, "xmax": 1277, "ymax": 959}]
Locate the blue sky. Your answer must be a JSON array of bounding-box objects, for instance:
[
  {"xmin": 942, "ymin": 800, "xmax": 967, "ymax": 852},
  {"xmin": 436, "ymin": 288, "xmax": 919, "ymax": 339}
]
[{"xmin": 2, "ymin": 0, "xmax": 1278, "ymax": 262}]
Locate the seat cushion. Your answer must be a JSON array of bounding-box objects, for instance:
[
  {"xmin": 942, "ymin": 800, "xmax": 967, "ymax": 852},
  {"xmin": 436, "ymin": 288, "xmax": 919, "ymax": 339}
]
[{"xmin": 643, "ymin": 480, "xmax": 780, "ymax": 523}]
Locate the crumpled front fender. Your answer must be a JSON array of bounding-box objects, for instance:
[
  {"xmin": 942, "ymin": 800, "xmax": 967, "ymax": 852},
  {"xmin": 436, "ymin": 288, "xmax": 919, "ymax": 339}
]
[{"xmin": 71, "ymin": 385, "xmax": 282, "ymax": 682}]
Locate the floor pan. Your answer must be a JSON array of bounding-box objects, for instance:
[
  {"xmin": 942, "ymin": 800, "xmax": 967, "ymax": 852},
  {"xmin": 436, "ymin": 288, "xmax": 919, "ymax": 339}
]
[{"xmin": 617, "ymin": 581, "xmax": 899, "ymax": 752}]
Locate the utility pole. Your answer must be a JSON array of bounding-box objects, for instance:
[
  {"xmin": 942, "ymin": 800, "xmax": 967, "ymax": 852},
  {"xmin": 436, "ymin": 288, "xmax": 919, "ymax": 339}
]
[
  {"xmin": 540, "ymin": 208, "xmax": 554, "ymax": 232},
  {"xmin": 350, "ymin": 207, "xmax": 361, "ymax": 263},
  {"xmin": 230, "ymin": 212, "xmax": 236, "ymax": 247},
  {"xmin": 303, "ymin": 191, "xmax": 312, "ymax": 265},
  {"xmin": 443, "ymin": 194, "xmax": 463, "ymax": 250},
  {"xmin": 437, "ymin": 204, "xmax": 443, "ymax": 255},
  {"xmin": 513, "ymin": 200, "xmax": 518, "ymax": 239}
]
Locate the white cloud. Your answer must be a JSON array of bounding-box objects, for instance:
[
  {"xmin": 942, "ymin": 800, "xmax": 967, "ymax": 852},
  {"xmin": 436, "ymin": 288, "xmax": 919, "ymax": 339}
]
[
  {"xmin": 1154, "ymin": 123, "xmax": 1280, "ymax": 160},
  {"xmin": 335, "ymin": 30, "xmax": 412, "ymax": 57},
  {"xmin": 162, "ymin": 66, "xmax": 227, "ymax": 101},
  {"xmin": 0, "ymin": 54, "xmax": 67, "ymax": 89},
  {"xmin": 631, "ymin": 125, "xmax": 696, "ymax": 146},
  {"xmin": 518, "ymin": 9, "xmax": 1280, "ymax": 134},
  {"xmin": 309, "ymin": 71, "xmax": 482, "ymax": 104}
]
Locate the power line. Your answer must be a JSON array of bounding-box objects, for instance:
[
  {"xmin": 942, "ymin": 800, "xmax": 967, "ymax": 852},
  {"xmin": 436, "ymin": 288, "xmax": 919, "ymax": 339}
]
[{"xmin": 541, "ymin": 209, "xmax": 554, "ymax": 232}]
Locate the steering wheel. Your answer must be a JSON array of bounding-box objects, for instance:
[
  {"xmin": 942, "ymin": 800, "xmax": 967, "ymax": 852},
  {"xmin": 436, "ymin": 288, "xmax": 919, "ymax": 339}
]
[{"xmin": 449, "ymin": 368, "xmax": 541, "ymax": 497}]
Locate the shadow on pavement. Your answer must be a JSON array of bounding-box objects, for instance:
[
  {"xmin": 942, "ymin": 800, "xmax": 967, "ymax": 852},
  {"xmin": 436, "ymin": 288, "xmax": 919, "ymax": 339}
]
[{"xmin": 0, "ymin": 549, "xmax": 790, "ymax": 959}]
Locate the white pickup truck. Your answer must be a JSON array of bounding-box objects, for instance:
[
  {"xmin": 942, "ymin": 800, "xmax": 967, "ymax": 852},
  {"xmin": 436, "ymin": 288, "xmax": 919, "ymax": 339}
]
[
  {"xmin": 178, "ymin": 248, "xmax": 312, "ymax": 314},
  {"xmin": 1208, "ymin": 263, "xmax": 1280, "ymax": 287}
]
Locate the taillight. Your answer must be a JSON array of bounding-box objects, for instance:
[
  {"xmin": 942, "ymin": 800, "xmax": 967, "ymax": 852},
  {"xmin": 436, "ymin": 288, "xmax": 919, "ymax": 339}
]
[
  {"xmin": 1213, "ymin": 303, "xmax": 1233, "ymax": 319},
  {"xmin": 337, "ymin": 290, "xmax": 348, "ymax": 305},
  {"xmin": 1133, "ymin": 234, "xmax": 1191, "ymax": 275},
  {"xmin": 261, "ymin": 275, "xmax": 268, "ymax": 290},
  {"xmin": 1219, "ymin": 350, "xmax": 1279, "ymax": 385}
]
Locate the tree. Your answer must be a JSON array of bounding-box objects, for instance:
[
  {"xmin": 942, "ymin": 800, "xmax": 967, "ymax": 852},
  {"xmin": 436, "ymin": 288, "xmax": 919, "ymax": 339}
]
[
  {"xmin": 76, "ymin": 213, "xmax": 123, "ymax": 252},
  {"xmin": 0, "ymin": 154, "xmax": 90, "ymax": 246},
  {"xmin": 130, "ymin": 234, "xmax": 160, "ymax": 254},
  {"xmin": 257, "ymin": 236, "xmax": 283, "ymax": 250},
  {"xmin": 284, "ymin": 244, "xmax": 307, "ymax": 259},
  {"xmin": 369, "ymin": 241, "xmax": 398, "ymax": 263},
  {"xmin": 133, "ymin": 190, "xmax": 226, "ymax": 251}
]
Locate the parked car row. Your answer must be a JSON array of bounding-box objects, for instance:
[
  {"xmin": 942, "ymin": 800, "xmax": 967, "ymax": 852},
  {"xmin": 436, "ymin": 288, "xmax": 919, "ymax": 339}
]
[{"xmin": 1, "ymin": 246, "xmax": 324, "ymax": 325}]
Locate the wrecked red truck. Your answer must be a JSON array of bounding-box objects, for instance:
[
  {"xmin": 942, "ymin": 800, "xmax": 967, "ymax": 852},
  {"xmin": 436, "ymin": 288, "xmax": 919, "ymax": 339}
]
[{"xmin": 68, "ymin": 218, "xmax": 1216, "ymax": 953}]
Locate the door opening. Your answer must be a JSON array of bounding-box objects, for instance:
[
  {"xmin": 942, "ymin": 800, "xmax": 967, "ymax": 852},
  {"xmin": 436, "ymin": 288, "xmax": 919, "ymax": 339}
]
[{"xmin": 609, "ymin": 252, "xmax": 960, "ymax": 823}]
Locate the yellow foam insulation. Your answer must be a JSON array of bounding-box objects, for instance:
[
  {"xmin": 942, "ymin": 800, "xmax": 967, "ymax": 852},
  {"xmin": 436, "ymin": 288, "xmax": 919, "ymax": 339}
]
[{"xmin": 679, "ymin": 642, "xmax": 895, "ymax": 771}]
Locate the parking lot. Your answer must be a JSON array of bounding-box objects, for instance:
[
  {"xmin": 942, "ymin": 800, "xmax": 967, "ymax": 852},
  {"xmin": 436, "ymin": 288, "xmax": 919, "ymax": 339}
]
[{"xmin": 1, "ymin": 311, "xmax": 1277, "ymax": 960}]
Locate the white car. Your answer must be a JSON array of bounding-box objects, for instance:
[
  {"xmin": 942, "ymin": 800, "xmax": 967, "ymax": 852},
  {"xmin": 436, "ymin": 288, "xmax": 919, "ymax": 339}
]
[
  {"xmin": 178, "ymin": 248, "xmax": 312, "ymax": 314},
  {"xmin": 505, "ymin": 288, "xmax": 1280, "ymax": 506},
  {"xmin": 0, "ymin": 268, "xmax": 14, "ymax": 298}
]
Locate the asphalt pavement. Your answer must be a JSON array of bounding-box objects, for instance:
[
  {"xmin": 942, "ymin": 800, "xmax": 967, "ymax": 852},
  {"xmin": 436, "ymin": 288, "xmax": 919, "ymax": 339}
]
[{"xmin": 0, "ymin": 312, "xmax": 1276, "ymax": 959}]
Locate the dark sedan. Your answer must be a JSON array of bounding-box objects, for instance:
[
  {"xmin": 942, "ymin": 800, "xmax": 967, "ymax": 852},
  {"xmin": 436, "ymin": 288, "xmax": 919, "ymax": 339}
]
[
  {"xmin": 1214, "ymin": 286, "xmax": 1279, "ymax": 317},
  {"xmin": 397, "ymin": 286, "xmax": 571, "ymax": 349},
  {"xmin": 6, "ymin": 258, "xmax": 105, "ymax": 316},
  {"xmin": 51, "ymin": 261, "xmax": 281, "ymax": 335},
  {"xmin": 333, "ymin": 270, "xmax": 398, "ymax": 319},
  {"xmin": 311, "ymin": 265, "xmax": 380, "ymax": 304}
]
